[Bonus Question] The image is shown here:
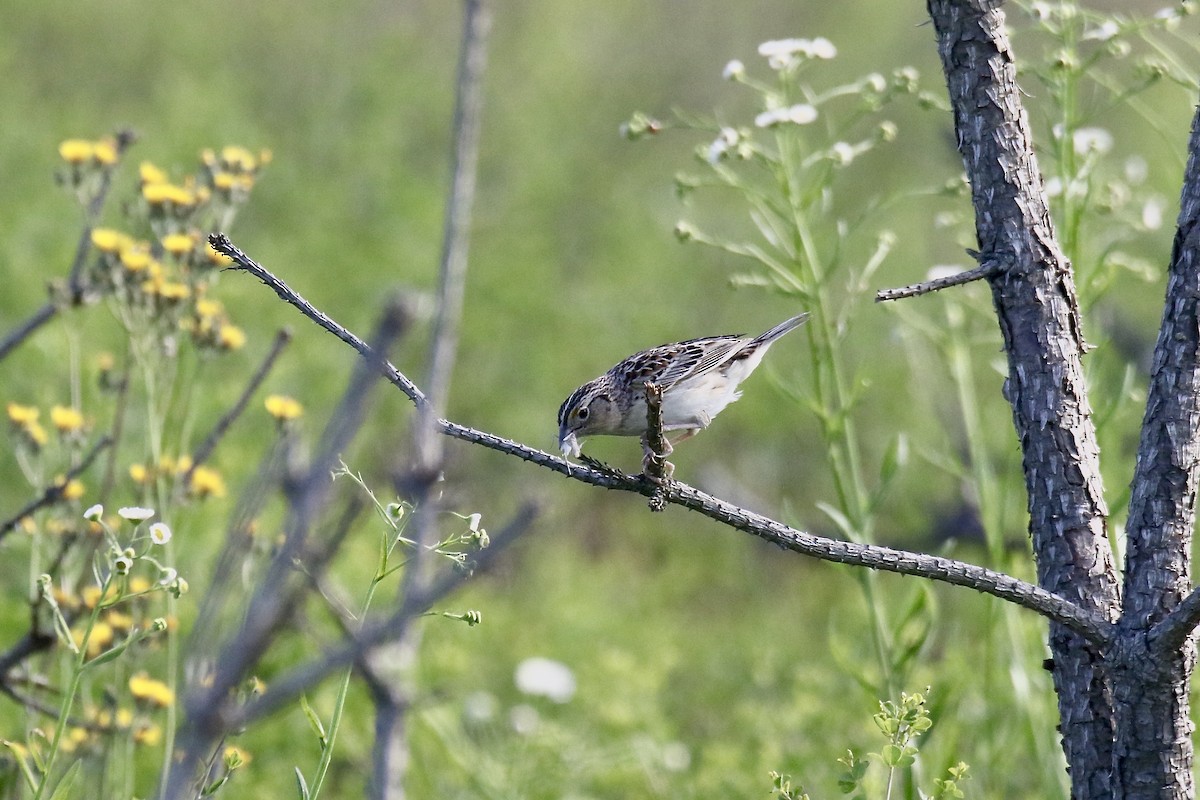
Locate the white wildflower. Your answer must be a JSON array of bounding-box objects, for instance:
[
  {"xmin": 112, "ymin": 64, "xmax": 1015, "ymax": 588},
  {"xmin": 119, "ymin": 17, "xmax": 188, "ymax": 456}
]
[
  {"xmin": 118, "ymin": 506, "xmax": 155, "ymax": 522},
  {"xmin": 515, "ymin": 657, "xmax": 576, "ymax": 703}
]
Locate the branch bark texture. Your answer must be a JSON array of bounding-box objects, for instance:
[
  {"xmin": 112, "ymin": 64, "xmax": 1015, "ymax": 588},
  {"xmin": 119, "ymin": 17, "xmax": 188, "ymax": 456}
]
[
  {"xmin": 1109, "ymin": 101, "xmax": 1200, "ymax": 798},
  {"xmin": 926, "ymin": 1, "xmax": 1121, "ymax": 796}
]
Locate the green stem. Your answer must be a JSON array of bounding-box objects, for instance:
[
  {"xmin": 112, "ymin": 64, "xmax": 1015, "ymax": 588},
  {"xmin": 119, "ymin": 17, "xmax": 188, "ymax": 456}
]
[{"xmin": 33, "ymin": 571, "xmax": 114, "ymax": 800}]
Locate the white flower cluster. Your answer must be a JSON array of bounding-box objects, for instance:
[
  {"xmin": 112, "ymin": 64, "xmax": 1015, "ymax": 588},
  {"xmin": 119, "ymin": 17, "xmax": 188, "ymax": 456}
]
[{"xmin": 757, "ymin": 37, "xmax": 837, "ymax": 70}]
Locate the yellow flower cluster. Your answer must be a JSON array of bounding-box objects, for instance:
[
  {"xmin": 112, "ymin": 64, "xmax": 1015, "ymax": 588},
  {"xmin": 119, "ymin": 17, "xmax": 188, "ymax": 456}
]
[
  {"xmin": 203, "ymin": 146, "xmax": 272, "ymax": 201},
  {"xmin": 129, "ymin": 455, "xmax": 227, "ymax": 499},
  {"xmin": 265, "ymin": 394, "xmax": 304, "ymax": 421},
  {"xmin": 58, "ymin": 137, "xmax": 120, "ymax": 167},
  {"xmin": 6, "ymin": 402, "xmax": 48, "ymax": 449},
  {"xmin": 184, "ymin": 296, "xmax": 246, "ymax": 353},
  {"xmin": 129, "ymin": 672, "xmax": 175, "ymax": 708}
]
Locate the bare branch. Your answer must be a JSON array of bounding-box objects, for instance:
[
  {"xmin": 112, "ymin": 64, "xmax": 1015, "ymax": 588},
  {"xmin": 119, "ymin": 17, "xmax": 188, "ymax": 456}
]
[
  {"xmin": 212, "ymin": 235, "xmax": 1113, "ymax": 646},
  {"xmin": 212, "ymin": 234, "xmax": 428, "ymax": 409},
  {"xmin": 181, "ymin": 328, "xmax": 292, "ymax": 490},
  {"xmin": 875, "ymin": 260, "xmax": 1001, "ymax": 303},
  {"xmin": 424, "ymin": 0, "xmax": 491, "ymax": 418}
]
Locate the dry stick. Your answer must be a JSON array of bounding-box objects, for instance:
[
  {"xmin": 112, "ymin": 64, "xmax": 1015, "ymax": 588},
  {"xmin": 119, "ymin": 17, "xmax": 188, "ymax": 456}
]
[
  {"xmin": 875, "ymin": 252, "xmax": 1007, "ymax": 303},
  {"xmin": 0, "ymin": 129, "xmax": 136, "ymax": 363},
  {"xmin": 179, "ymin": 328, "xmax": 292, "ymax": 493},
  {"xmin": 210, "ymin": 234, "xmax": 1113, "ymax": 647},
  {"xmin": 0, "ymin": 436, "xmax": 113, "ymax": 542},
  {"xmin": 377, "ymin": 5, "xmax": 492, "ymax": 795}
]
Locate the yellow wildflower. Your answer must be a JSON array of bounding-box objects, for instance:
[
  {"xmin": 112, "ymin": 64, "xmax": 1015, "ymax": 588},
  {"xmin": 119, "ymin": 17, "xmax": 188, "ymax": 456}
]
[
  {"xmin": 139, "ymin": 161, "xmax": 168, "ymax": 185},
  {"xmin": 205, "ymin": 243, "xmax": 232, "ymax": 267},
  {"xmin": 221, "ymin": 145, "xmax": 256, "ymax": 172},
  {"xmin": 129, "ymin": 673, "xmax": 174, "ymax": 708},
  {"xmin": 6, "ymin": 403, "xmax": 38, "ymax": 425},
  {"xmin": 73, "ymin": 620, "xmax": 114, "ymax": 657},
  {"xmin": 265, "ymin": 395, "xmax": 304, "ymax": 421},
  {"xmin": 105, "ymin": 609, "xmax": 134, "ymax": 632},
  {"xmin": 91, "ymin": 228, "xmax": 130, "ymax": 254},
  {"xmin": 158, "ymin": 282, "xmax": 190, "ymax": 302},
  {"xmin": 119, "ymin": 244, "xmax": 152, "ymax": 272},
  {"xmin": 51, "ymin": 405, "xmax": 85, "ymax": 433},
  {"xmin": 93, "ymin": 138, "xmax": 119, "ymax": 166},
  {"xmin": 58, "ymin": 478, "xmax": 85, "ymax": 501},
  {"xmin": 143, "ymin": 182, "xmax": 194, "ymax": 206},
  {"xmin": 58, "ymin": 139, "xmax": 94, "ymax": 164},
  {"xmin": 218, "ymin": 325, "xmax": 246, "ymax": 351},
  {"xmin": 196, "ymin": 298, "xmax": 222, "ymax": 318},
  {"xmin": 129, "ymin": 464, "xmax": 150, "ymax": 484},
  {"xmin": 128, "ymin": 576, "xmax": 152, "ymax": 594},
  {"xmin": 190, "ymin": 466, "xmax": 227, "ymax": 499},
  {"xmin": 81, "ymin": 584, "xmax": 120, "ymax": 609},
  {"xmin": 161, "ymin": 233, "xmax": 194, "ymax": 256},
  {"xmin": 223, "ymin": 745, "xmax": 251, "ymax": 768},
  {"xmin": 133, "ymin": 724, "xmax": 162, "ymax": 746},
  {"xmin": 213, "ymin": 172, "xmax": 236, "ymax": 191},
  {"xmin": 22, "ymin": 421, "xmax": 48, "ymax": 448}
]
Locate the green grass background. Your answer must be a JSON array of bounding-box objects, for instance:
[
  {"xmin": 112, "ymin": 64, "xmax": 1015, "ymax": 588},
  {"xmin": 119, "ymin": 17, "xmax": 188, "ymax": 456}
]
[{"xmin": 0, "ymin": 1, "xmax": 1195, "ymax": 797}]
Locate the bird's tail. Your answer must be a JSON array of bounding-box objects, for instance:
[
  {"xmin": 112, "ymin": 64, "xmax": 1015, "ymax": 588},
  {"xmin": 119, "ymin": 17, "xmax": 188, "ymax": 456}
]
[{"xmin": 750, "ymin": 313, "xmax": 810, "ymax": 346}]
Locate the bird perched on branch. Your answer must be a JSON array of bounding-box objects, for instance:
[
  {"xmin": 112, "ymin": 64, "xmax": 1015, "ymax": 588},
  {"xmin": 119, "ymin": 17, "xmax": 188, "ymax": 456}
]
[{"xmin": 557, "ymin": 313, "xmax": 809, "ymax": 462}]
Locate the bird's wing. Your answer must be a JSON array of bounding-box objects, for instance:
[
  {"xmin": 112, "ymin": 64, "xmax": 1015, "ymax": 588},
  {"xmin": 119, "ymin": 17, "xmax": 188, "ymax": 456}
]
[{"xmin": 654, "ymin": 334, "xmax": 749, "ymax": 389}]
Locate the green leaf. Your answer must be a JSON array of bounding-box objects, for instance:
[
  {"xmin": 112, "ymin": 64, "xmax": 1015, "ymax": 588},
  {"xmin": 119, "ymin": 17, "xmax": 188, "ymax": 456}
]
[
  {"xmin": 815, "ymin": 502, "xmax": 858, "ymax": 540},
  {"xmin": 295, "ymin": 767, "xmax": 311, "ymax": 800},
  {"xmin": 300, "ymin": 694, "xmax": 328, "ymax": 746},
  {"xmin": 47, "ymin": 760, "xmax": 82, "ymax": 800},
  {"xmin": 881, "ymin": 743, "xmax": 903, "ymax": 767}
]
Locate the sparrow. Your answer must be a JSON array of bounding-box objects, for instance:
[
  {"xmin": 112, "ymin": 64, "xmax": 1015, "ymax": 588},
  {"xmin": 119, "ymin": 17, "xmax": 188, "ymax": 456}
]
[{"xmin": 557, "ymin": 313, "xmax": 809, "ymax": 459}]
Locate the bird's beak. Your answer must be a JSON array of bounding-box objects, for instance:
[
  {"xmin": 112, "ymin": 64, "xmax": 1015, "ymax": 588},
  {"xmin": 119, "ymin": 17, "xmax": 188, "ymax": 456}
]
[{"xmin": 558, "ymin": 428, "xmax": 581, "ymax": 458}]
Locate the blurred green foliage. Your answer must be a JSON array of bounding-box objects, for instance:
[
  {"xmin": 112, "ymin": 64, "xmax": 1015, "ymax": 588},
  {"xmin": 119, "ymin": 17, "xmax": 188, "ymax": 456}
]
[{"xmin": 0, "ymin": 0, "xmax": 1197, "ymax": 797}]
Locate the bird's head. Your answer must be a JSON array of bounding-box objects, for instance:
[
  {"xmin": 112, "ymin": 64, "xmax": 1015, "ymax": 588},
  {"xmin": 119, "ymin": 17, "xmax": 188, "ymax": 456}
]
[{"xmin": 557, "ymin": 378, "xmax": 620, "ymax": 457}]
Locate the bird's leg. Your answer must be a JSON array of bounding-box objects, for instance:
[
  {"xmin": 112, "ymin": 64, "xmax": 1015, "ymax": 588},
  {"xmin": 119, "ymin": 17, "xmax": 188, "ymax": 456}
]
[{"xmin": 641, "ymin": 381, "xmax": 674, "ymax": 485}]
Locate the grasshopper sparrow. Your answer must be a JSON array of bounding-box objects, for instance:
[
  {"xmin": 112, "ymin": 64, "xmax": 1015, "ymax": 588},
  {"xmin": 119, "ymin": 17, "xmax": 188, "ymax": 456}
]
[{"xmin": 557, "ymin": 313, "xmax": 809, "ymax": 459}]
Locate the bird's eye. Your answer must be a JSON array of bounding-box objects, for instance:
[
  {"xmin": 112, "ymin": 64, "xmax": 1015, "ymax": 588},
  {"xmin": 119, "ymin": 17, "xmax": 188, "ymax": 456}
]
[{"xmin": 576, "ymin": 406, "xmax": 589, "ymax": 421}]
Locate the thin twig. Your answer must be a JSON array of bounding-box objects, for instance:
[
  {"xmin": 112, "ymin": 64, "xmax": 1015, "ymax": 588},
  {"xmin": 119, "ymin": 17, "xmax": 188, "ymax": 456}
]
[
  {"xmin": 0, "ymin": 304, "xmax": 57, "ymax": 363},
  {"xmin": 212, "ymin": 236, "xmax": 1113, "ymax": 646},
  {"xmin": 0, "ymin": 436, "xmax": 113, "ymax": 543},
  {"xmin": 180, "ymin": 328, "xmax": 292, "ymax": 493},
  {"xmin": 875, "ymin": 260, "xmax": 1001, "ymax": 303}
]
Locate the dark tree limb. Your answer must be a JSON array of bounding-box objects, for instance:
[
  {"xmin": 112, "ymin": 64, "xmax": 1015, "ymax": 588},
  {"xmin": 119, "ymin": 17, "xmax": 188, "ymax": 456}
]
[
  {"xmin": 1110, "ymin": 98, "xmax": 1200, "ymax": 797},
  {"xmin": 926, "ymin": 3, "xmax": 1122, "ymax": 796}
]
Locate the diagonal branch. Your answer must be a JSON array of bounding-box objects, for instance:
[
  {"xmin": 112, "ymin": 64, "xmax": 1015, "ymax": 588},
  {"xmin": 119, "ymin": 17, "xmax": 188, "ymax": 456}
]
[
  {"xmin": 1129, "ymin": 102, "xmax": 1200, "ymax": 664},
  {"xmin": 211, "ymin": 233, "xmax": 1114, "ymax": 647},
  {"xmin": 0, "ymin": 436, "xmax": 113, "ymax": 543},
  {"xmin": 180, "ymin": 328, "xmax": 292, "ymax": 492}
]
